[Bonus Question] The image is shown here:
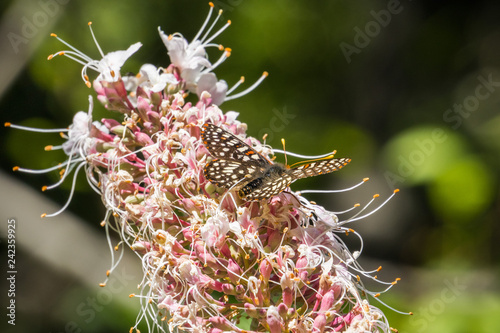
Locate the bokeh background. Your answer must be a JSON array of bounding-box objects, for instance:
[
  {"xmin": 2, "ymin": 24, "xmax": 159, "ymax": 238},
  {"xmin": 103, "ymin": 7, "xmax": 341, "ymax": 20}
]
[{"xmin": 1, "ymin": 0, "xmax": 499, "ymax": 332}]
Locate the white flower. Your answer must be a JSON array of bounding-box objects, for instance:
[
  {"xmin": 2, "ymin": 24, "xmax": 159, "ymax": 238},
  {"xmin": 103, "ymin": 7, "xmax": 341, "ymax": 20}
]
[
  {"xmin": 94, "ymin": 42, "xmax": 142, "ymax": 82},
  {"xmin": 62, "ymin": 95, "xmax": 104, "ymax": 156},
  {"xmin": 196, "ymin": 73, "xmax": 228, "ymax": 105},
  {"xmin": 139, "ymin": 64, "xmax": 178, "ymax": 92},
  {"xmin": 158, "ymin": 4, "xmax": 231, "ymax": 99},
  {"xmin": 159, "ymin": 30, "xmax": 211, "ymax": 72},
  {"xmin": 49, "ymin": 22, "xmax": 142, "ymax": 86},
  {"xmin": 200, "ymin": 213, "xmax": 229, "ymax": 248}
]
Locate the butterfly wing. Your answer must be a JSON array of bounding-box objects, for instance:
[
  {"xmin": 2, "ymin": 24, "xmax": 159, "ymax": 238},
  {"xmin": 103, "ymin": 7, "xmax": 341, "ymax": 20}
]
[
  {"xmin": 201, "ymin": 123, "xmax": 270, "ymax": 167},
  {"xmin": 201, "ymin": 123, "xmax": 271, "ymax": 189},
  {"xmin": 204, "ymin": 159, "xmax": 259, "ymax": 189},
  {"xmin": 241, "ymin": 170, "xmax": 293, "ymax": 201},
  {"xmin": 288, "ymin": 157, "xmax": 351, "ymax": 180}
]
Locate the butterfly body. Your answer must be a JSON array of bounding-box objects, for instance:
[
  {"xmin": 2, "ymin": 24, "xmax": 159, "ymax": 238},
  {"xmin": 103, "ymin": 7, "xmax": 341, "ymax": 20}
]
[
  {"xmin": 201, "ymin": 123, "xmax": 350, "ymax": 201},
  {"xmin": 238, "ymin": 163, "xmax": 293, "ymax": 199}
]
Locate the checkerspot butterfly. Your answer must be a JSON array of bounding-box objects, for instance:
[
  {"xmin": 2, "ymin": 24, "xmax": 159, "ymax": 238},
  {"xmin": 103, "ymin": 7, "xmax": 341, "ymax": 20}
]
[{"xmin": 201, "ymin": 123, "xmax": 351, "ymax": 201}]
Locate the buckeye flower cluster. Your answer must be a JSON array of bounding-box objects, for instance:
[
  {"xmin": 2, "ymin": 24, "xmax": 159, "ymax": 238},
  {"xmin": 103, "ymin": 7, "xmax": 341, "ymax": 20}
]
[{"xmin": 7, "ymin": 4, "xmax": 403, "ymax": 333}]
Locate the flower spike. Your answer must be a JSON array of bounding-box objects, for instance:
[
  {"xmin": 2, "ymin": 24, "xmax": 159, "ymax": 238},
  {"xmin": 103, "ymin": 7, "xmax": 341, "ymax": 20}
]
[{"xmin": 9, "ymin": 8, "xmax": 403, "ymax": 333}]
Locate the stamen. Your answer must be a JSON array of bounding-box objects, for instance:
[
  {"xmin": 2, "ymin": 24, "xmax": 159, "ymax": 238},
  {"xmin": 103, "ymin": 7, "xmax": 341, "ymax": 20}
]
[
  {"xmin": 226, "ymin": 76, "xmax": 245, "ymax": 95},
  {"xmin": 202, "ymin": 48, "xmax": 231, "ymax": 73},
  {"xmin": 193, "ymin": 3, "xmax": 216, "ymax": 43},
  {"xmin": 225, "ymin": 71, "xmax": 268, "ymax": 101},
  {"xmin": 42, "ymin": 161, "xmax": 86, "ymax": 218},
  {"xmin": 44, "ymin": 161, "xmax": 80, "ymax": 191},
  {"xmin": 200, "ymin": 9, "xmax": 223, "ymax": 43},
  {"xmin": 5, "ymin": 122, "xmax": 68, "ymax": 133},
  {"xmin": 273, "ymin": 148, "xmax": 334, "ymax": 160},
  {"xmin": 297, "ymin": 178, "xmax": 368, "ymax": 194},
  {"xmin": 342, "ymin": 189, "xmax": 399, "ymax": 223},
  {"xmin": 331, "ymin": 203, "xmax": 361, "ymax": 215},
  {"xmin": 87, "ymin": 22, "xmax": 105, "ymax": 58},
  {"xmin": 203, "ymin": 20, "xmax": 231, "ymax": 45},
  {"xmin": 13, "ymin": 161, "xmax": 75, "ymax": 174},
  {"xmin": 49, "ymin": 32, "xmax": 90, "ymax": 59}
]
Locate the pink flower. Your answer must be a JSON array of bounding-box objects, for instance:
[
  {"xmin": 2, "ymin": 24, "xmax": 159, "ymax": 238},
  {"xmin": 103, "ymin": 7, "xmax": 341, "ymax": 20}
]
[{"xmin": 7, "ymin": 3, "xmax": 403, "ymax": 333}]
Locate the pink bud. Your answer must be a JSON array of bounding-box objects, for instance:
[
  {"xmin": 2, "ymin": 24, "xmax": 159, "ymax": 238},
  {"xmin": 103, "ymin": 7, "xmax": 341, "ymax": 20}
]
[
  {"xmin": 266, "ymin": 307, "xmax": 282, "ymax": 333},
  {"xmin": 227, "ymin": 259, "xmax": 243, "ymax": 284},
  {"xmin": 244, "ymin": 303, "xmax": 258, "ymax": 318},
  {"xmin": 259, "ymin": 258, "xmax": 272, "ymax": 281},
  {"xmin": 313, "ymin": 313, "xmax": 326, "ymax": 332},
  {"xmin": 209, "ymin": 316, "xmax": 232, "ymax": 330},
  {"xmin": 277, "ymin": 303, "xmax": 288, "ymax": 318},
  {"xmin": 319, "ymin": 290, "xmax": 336, "ymax": 312}
]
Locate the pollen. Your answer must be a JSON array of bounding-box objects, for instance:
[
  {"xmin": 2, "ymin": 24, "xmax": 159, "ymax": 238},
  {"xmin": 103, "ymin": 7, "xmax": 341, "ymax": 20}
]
[
  {"xmin": 41, "ymin": 186, "xmax": 47, "ymax": 192},
  {"xmin": 99, "ymin": 283, "xmax": 106, "ymax": 287},
  {"xmin": 4, "ymin": 122, "xmax": 11, "ymax": 127},
  {"xmin": 44, "ymin": 145, "xmax": 53, "ymax": 151}
]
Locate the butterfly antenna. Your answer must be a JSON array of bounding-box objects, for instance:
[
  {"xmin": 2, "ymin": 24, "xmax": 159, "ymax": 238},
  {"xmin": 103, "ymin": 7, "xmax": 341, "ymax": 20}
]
[
  {"xmin": 288, "ymin": 151, "xmax": 337, "ymax": 168},
  {"xmin": 281, "ymin": 138, "xmax": 288, "ymax": 166}
]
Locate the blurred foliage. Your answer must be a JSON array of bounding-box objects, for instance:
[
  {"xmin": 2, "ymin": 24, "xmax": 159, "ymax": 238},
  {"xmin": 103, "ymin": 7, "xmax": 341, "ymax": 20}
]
[{"xmin": 1, "ymin": 0, "xmax": 500, "ymax": 332}]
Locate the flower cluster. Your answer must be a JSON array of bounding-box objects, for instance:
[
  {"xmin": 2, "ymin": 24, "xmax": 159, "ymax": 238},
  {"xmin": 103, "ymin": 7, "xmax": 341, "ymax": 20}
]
[{"xmin": 7, "ymin": 3, "xmax": 403, "ymax": 333}]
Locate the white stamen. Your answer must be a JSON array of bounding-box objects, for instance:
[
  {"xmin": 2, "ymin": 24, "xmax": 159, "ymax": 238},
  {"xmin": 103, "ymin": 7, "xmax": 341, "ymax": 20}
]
[
  {"xmin": 192, "ymin": 3, "xmax": 215, "ymax": 43},
  {"xmin": 340, "ymin": 190, "xmax": 399, "ymax": 224},
  {"xmin": 297, "ymin": 178, "xmax": 369, "ymax": 194},
  {"xmin": 42, "ymin": 161, "xmax": 86, "ymax": 218},
  {"xmin": 226, "ymin": 76, "xmax": 245, "ymax": 95},
  {"xmin": 200, "ymin": 9, "xmax": 222, "ymax": 44},
  {"xmin": 225, "ymin": 72, "xmax": 268, "ymax": 101},
  {"xmin": 87, "ymin": 22, "xmax": 105, "ymax": 58},
  {"xmin": 273, "ymin": 148, "xmax": 333, "ymax": 160},
  {"xmin": 14, "ymin": 160, "xmax": 77, "ymax": 174},
  {"xmin": 5, "ymin": 123, "xmax": 68, "ymax": 133},
  {"xmin": 203, "ymin": 20, "xmax": 231, "ymax": 46}
]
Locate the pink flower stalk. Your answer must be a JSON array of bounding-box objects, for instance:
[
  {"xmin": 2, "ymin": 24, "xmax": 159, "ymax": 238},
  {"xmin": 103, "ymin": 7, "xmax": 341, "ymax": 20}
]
[{"xmin": 7, "ymin": 3, "xmax": 404, "ymax": 333}]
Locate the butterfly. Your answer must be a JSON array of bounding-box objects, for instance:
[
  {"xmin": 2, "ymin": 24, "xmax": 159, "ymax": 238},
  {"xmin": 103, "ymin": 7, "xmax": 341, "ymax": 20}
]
[{"xmin": 201, "ymin": 123, "xmax": 351, "ymax": 201}]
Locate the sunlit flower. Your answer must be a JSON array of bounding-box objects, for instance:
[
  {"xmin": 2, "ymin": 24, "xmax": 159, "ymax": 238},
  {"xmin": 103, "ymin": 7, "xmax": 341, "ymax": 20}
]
[
  {"xmin": 48, "ymin": 22, "xmax": 141, "ymax": 87},
  {"xmin": 7, "ymin": 4, "xmax": 404, "ymax": 333},
  {"xmin": 139, "ymin": 64, "xmax": 178, "ymax": 92},
  {"xmin": 158, "ymin": 3, "xmax": 267, "ymax": 105}
]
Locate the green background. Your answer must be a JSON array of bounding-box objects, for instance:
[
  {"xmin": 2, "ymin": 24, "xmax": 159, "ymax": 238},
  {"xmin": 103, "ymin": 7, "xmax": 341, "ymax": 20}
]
[{"xmin": 1, "ymin": 0, "xmax": 499, "ymax": 332}]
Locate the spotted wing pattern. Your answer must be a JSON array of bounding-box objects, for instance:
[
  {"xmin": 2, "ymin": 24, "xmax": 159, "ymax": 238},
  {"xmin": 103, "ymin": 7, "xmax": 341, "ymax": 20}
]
[
  {"xmin": 201, "ymin": 123, "xmax": 351, "ymax": 201},
  {"xmin": 203, "ymin": 159, "xmax": 258, "ymax": 189},
  {"xmin": 201, "ymin": 123, "xmax": 270, "ymax": 190},
  {"xmin": 288, "ymin": 158, "xmax": 351, "ymax": 180},
  {"xmin": 240, "ymin": 166, "xmax": 293, "ymax": 201},
  {"xmin": 201, "ymin": 123, "xmax": 269, "ymax": 166}
]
